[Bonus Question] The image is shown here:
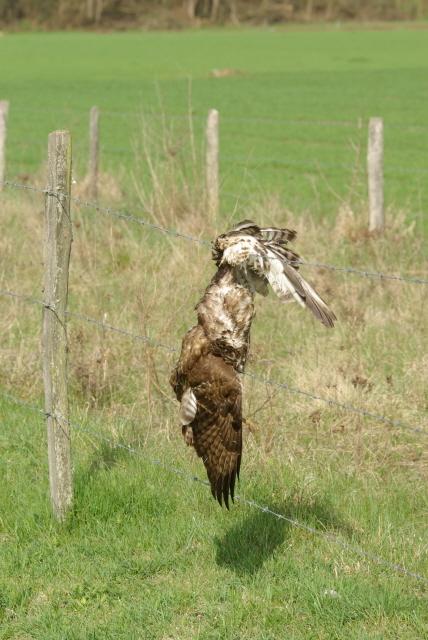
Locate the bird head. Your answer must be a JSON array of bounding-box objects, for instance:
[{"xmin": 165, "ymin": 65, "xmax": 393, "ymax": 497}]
[{"xmin": 212, "ymin": 221, "xmax": 261, "ymax": 267}]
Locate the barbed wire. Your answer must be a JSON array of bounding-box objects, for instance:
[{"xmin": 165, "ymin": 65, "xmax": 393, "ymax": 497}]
[
  {"xmin": 9, "ymin": 103, "xmax": 428, "ymax": 132},
  {"xmin": 0, "ymin": 180, "xmax": 211, "ymax": 246},
  {"xmin": 243, "ymin": 372, "xmax": 427, "ymax": 436},
  {"xmin": 2, "ymin": 180, "xmax": 427, "ymax": 285},
  {"xmin": 298, "ymin": 261, "xmax": 428, "ymax": 285},
  {"xmin": 1, "ymin": 287, "xmax": 426, "ymax": 436},
  {"xmin": 74, "ymin": 304, "xmax": 427, "ymax": 434},
  {"xmin": 10, "ymin": 132, "xmax": 428, "ymax": 164},
  {"xmin": 68, "ymin": 310, "xmax": 178, "ymax": 354},
  {"xmin": 221, "ymin": 154, "xmax": 428, "ymax": 176},
  {"xmin": 1, "ymin": 389, "xmax": 427, "ymax": 585},
  {"xmin": 0, "ymin": 289, "xmax": 179, "ymax": 353}
]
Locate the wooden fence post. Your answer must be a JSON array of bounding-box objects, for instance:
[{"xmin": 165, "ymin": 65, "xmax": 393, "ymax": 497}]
[
  {"xmin": 0, "ymin": 100, "xmax": 9, "ymax": 190},
  {"xmin": 43, "ymin": 130, "xmax": 73, "ymax": 521},
  {"xmin": 88, "ymin": 106, "xmax": 99, "ymax": 200},
  {"xmin": 206, "ymin": 108, "xmax": 219, "ymax": 223},
  {"xmin": 367, "ymin": 117, "xmax": 384, "ymax": 233}
]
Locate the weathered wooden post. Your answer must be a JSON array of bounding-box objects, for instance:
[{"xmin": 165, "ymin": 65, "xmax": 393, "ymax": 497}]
[
  {"xmin": 43, "ymin": 130, "xmax": 73, "ymax": 521},
  {"xmin": 88, "ymin": 106, "xmax": 99, "ymax": 200},
  {"xmin": 186, "ymin": 0, "xmax": 196, "ymax": 20},
  {"xmin": 206, "ymin": 108, "xmax": 219, "ymax": 223},
  {"xmin": 0, "ymin": 100, "xmax": 9, "ymax": 190},
  {"xmin": 367, "ymin": 117, "xmax": 384, "ymax": 233}
]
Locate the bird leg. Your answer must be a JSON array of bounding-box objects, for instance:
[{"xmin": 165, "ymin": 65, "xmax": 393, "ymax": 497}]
[{"xmin": 182, "ymin": 425, "xmax": 194, "ymax": 447}]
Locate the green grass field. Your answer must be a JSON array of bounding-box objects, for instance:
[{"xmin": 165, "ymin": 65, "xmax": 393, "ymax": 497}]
[
  {"xmin": 0, "ymin": 25, "xmax": 428, "ymax": 639},
  {"xmin": 1, "ymin": 394, "xmax": 427, "ymax": 640},
  {"xmin": 1, "ymin": 27, "xmax": 428, "ymax": 227}
]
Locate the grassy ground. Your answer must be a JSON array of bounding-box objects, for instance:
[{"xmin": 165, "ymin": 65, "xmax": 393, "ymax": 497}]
[
  {"xmin": 1, "ymin": 27, "xmax": 428, "ymax": 230},
  {"xmin": 1, "ymin": 24, "xmax": 428, "ymax": 639},
  {"xmin": 0, "ymin": 179, "xmax": 427, "ymax": 637},
  {"xmin": 0, "ymin": 395, "xmax": 427, "ymax": 640}
]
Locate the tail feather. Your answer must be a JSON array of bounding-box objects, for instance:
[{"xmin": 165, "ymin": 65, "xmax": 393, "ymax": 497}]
[{"xmin": 260, "ymin": 226, "xmax": 297, "ymax": 244}]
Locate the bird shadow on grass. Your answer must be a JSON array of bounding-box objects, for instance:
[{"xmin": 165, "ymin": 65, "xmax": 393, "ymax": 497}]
[
  {"xmin": 71, "ymin": 438, "xmax": 132, "ymax": 502},
  {"xmin": 85, "ymin": 439, "xmax": 129, "ymax": 476},
  {"xmin": 215, "ymin": 492, "xmax": 355, "ymax": 576}
]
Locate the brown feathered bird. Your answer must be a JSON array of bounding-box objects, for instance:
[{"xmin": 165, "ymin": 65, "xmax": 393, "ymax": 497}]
[{"xmin": 170, "ymin": 220, "xmax": 336, "ymax": 507}]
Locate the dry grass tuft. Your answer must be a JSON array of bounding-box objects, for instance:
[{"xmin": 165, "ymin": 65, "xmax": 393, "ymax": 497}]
[
  {"xmin": 132, "ymin": 110, "xmax": 215, "ymax": 239},
  {"xmin": 74, "ymin": 170, "xmax": 124, "ymax": 203}
]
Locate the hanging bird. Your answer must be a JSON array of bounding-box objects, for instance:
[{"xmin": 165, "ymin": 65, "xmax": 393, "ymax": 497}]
[{"xmin": 169, "ymin": 220, "xmax": 336, "ymax": 507}]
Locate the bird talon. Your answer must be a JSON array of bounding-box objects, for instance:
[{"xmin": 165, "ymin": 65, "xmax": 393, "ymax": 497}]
[{"xmin": 182, "ymin": 425, "xmax": 194, "ymax": 446}]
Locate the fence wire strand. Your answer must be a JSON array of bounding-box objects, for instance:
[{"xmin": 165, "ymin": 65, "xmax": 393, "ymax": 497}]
[
  {"xmin": 1, "ymin": 180, "xmax": 211, "ymax": 246},
  {"xmin": 2, "ymin": 180, "xmax": 427, "ymax": 285},
  {"xmin": 1, "ymin": 287, "xmax": 426, "ymax": 436},
  {"xmin": 1, "ymin": 389, "xmax": 427, "ymax": 585},
  {"xmin": 243, "ymin": 372, "xmax": 427, "ymax": 435},
  {"xmin": 10, "ymin": 104, "xmax": 428, "ymax": 132}
]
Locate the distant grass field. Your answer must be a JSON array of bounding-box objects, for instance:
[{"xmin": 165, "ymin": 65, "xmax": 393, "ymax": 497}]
[
  {"xmin": 1, "ymin": 27, "xmax": 428, "ymax": 229},
  {"xmin": 1, "ymin": 25, "xmax": 428, "ymax": 640}
]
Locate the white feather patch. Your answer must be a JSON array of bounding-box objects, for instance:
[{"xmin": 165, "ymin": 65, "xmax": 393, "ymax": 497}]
[
  {"xmin": 221, "ymin": 237, "xmax": 259, "ymax": 267},
  {"xmin": 180, "ymin": 388, "xmax": 197, "ymax": 425},
  {"xmin": 265, "ymin": 251, "xmax": 306, "ymax": 308}
]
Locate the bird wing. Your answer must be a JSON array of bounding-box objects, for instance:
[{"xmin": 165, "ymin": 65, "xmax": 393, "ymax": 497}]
[
  {"xmin": 261, "ymin": 245, "xmax": 336, "ymax": 327},
  {"xmin": 220, "ymin": 233, "xmax": 336, "ymax": 328},
  {"xmin": 188, "ymin": 354, "xmax": 242, "ymax": 508}
]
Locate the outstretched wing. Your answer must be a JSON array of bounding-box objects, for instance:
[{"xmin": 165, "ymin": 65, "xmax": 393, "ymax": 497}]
[
  {"xmin": 219, "ymin": 223, "xmax": 336, "ymax": 328},
  {"xmin": 263, "ymin": 247, "xmax": 336, "ymax": 327},
  {"xmin": 188, "ymin": 354, "xmax": 242, "ymax": 508}
]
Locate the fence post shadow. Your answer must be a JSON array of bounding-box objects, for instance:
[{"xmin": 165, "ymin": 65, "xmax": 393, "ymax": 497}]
[{"xmin": 214, "ymin": 492, "xmax": 354, "ymax": 576}]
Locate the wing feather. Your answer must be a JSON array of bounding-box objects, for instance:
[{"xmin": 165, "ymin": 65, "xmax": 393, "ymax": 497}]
[
  {"xmin": 281, "ymin": 262, "xmax": 336, "ymax": 327},
  {"xmin": 219, "ymin": 232, "xmax": 336, "ymax": 328},
  {"xmin": 264, "ymin": 251, "xmax": 306, "ymax": 308},
  {"xmin": 189, "ymin": 356, "xmax": 242, "ymax": 508}
]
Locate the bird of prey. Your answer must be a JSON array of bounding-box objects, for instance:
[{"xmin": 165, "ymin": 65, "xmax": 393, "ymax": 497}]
[{"xmin": 170, "ymin": 220, "xmax": 336, "ymax": 507}]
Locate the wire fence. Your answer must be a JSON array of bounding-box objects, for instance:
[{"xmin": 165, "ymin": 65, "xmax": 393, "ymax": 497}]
[
  {"xmin": 9, "ymin": 137, "xmax": 428, "ymax": 176},
  {"xmin": 221, "ymin": 154, "xmax": 428, "ymax": 176},
  {"xmin": 2, "ymin": 388, "xmax": 427, "ymax": 585},
  {"xmin": 1, "ymin": 286, "xmax": 426, "ymax": 436},
  {"xmin": 8, "ymin": 103, "xmax": 428, "ymax": 131},
  {"xmin": 5, "ymin": 106, "xmax": 428, "ymax": 191},
  {"xmin": 9, "ymin": 138, "xmax": 428, "ymax": 177},
  {"xmin": 2, "ymin": 180, "xmax": 427, "ymax": 285}
]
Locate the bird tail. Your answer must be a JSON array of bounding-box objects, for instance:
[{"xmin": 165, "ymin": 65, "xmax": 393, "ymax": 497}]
[{"xmin": 260, "ymin": 226, "xmax": 297, "ymax": 244}]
